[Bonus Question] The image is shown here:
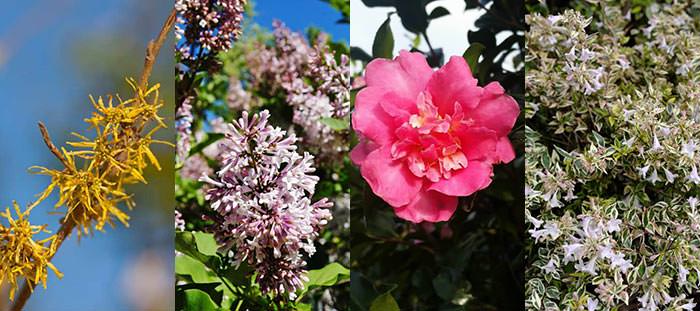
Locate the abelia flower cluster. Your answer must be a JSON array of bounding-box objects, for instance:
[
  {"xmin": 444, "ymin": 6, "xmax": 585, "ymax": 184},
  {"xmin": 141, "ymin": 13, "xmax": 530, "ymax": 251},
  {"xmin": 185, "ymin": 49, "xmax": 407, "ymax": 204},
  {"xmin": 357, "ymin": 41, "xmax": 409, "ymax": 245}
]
[
  {"xmin": 175, "ymin": 0, "xmax": 246, "ymax": 60},
  {"xmin": 351, "ymin": 51, "xmax": 519, "ymax": 223},
  {"xmin": 201, "ymin": 110, "xmax": 332, "ymax": 297},
  {"xmin": 526, "ymin": 2, "xmax": 700, "ymax": 310}
]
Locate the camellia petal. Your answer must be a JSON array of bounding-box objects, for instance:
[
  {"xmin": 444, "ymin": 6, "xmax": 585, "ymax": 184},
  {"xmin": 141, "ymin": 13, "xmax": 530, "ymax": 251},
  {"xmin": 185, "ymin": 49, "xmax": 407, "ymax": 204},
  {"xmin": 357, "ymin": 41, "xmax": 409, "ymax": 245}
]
[
  {"xmin": 495, "ymin": 136, "xmax": 516, "ymax": 163},
  {"xmin": 352, "ymin": 87, "xmax": 399, "ymax": 145},
  {"xmin": 364, "ymin": 51, "xmax": 432, "ymax": 101},
  {"xmin": 360, "ymin": 146, "xmax": 423, "ymax": 207},
  {"xmin": 350, "ymin": 139, "xmax": 378, "ymax": 166},
  {"xmin": 428, "ymin": 160, "xmax": 493, "ymax": 197},
  {"xmin": 468, "ymin": 81, "xmax": 520, "ymax": 136},
  {"xmin": 426, "ymin": 56, "xmax": 481, "ymax": 114},
  {"xmin": 455, "ymin": 127, "xmax": 499, "ymax": 162},
  {"xmin": 394, "ymin": 190, "xmax": 458, "ymax": 223}
]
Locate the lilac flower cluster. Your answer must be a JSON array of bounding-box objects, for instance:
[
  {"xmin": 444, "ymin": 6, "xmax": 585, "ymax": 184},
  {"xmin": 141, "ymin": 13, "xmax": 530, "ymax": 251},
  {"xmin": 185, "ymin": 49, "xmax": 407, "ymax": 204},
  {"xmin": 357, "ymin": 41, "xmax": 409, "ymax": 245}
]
[
  {"xmin": 176, "ymin": 100, "xmax": 193, "ymax": 164},
  {"xmin": 175, "ymin": 210, "xmax": 185, "ymax": 231},
  {"xmin": 239, "ymin": 21, "xmax": 350, "ymax": 163},
  {"xmin": 175, "ymin": 0, "xmax": 246, "ymax": 60},
  {"xmin": 201, "ymin": 110, "xmax": 332, "ymax": 297}
]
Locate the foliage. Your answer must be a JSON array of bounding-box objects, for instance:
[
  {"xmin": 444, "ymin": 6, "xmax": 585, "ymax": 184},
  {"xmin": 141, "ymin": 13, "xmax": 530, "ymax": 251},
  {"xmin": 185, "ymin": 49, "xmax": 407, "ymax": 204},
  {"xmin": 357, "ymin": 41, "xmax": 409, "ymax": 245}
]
[
  {"xmin": 526, "ymin": 1, "xmax": 700, "ymax": 310},
  {"xmin": 349, "ymin": 0, "xmax": 525, "ymax": 309}
]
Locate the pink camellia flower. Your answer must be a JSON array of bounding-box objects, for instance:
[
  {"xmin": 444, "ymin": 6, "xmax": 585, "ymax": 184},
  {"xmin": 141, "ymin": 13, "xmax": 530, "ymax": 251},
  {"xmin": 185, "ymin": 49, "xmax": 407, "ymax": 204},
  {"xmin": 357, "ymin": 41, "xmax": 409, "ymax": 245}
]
[{"xmin": 351, "ymin": 50, "xmax": 519, "ymax": 223}]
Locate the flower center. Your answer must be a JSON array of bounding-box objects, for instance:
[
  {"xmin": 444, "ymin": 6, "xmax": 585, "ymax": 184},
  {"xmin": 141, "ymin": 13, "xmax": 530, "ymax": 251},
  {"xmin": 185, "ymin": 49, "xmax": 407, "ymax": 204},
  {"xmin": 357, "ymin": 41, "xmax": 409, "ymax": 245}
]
[{"xmin": 391, "ymin": 92, "xmax": 468, "ymax": 182}]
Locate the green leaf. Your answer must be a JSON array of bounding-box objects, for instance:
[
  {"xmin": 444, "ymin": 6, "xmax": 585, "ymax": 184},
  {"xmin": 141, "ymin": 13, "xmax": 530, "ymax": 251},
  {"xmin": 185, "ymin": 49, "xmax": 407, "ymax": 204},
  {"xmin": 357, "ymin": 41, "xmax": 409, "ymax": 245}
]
[
  {"xmin": 296, "ymin": 303, "xmax": 312, "ymax": 311},
  {"xmin": 369, "ymin": 292, "xmax": 400, "ymax": 311},
  {"xmin": 429, "ymin": 6, "xmax": 450, "ymax": 19},
  {"xmin": 462, "ymin": 43, "xmax": 486, "ymax": 74},
  {"xmin": 350, "ymin": 46, "xmax": 372, "ymax": 63},
  {"xmin": 372, "ymin": 15, "xmax": 394, "ymax": 59},
  {"xmin": 183, "ymin": 289, "xmax": 220, "ymax": 311},
  {"xmin": 319, "ymin": 117, "xmax": 350, "ymax": 131},
  {"xmin": 362, "ymin": 0, "xmax": 396, "ymax": 7},
  {"xmin": 193, "ymin": 231, "xmax": 219, "ymax": 256},
  {"xmin": 395, "ymin": 1, "xmax": 429, "ymax": 34},
  {"xmin": 432, "ymin": 272, "xmax": 457, "ymax": 301},
  {"xmin": 176, "ymin": 254, "xmax": 219, "ymax": 284},
  {"xmin": 189, "ymin": 133, "xmax": 225, "ymax": 157},
  {"xmin": 306, "ymin": 263, "xmax": 350, "ymax": 288}
]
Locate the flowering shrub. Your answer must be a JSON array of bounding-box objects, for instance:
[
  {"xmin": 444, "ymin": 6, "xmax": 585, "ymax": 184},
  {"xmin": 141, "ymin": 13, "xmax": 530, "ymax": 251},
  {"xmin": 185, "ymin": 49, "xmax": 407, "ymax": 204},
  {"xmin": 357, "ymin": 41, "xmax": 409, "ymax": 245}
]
[
  {"xmin": 349, "ymin": 0, "xmax": 525, "ymax": 309},
  {"xmin": 526, "ymin": 1, "xmax": 700, "ymax": 310},
  {"xmin": 174, "ymin": 1, "xmax": 350, "ymax": 310},
  {"xmin": 351, "ymin": 51, "xmax": 519, "ymax": 223}
]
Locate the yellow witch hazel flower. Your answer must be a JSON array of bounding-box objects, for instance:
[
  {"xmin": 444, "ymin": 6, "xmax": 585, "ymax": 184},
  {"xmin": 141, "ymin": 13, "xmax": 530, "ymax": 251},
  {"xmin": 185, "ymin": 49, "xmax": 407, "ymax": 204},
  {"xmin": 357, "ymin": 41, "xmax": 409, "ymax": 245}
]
[
  {"xmin": 30, "ymin": 78, "xmax": 171, "ymax": 236},
  {"xmin": 0, "ymin": 202, "xmax": 62, "ymax": 300}
]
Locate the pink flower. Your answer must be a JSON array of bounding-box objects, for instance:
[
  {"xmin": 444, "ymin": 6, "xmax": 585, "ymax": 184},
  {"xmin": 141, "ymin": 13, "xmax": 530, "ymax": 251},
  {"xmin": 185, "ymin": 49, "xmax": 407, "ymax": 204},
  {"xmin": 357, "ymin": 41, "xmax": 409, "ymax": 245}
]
[{"xmin": 351, "ymin": 51, "xmax": 519, "ymax": 223}]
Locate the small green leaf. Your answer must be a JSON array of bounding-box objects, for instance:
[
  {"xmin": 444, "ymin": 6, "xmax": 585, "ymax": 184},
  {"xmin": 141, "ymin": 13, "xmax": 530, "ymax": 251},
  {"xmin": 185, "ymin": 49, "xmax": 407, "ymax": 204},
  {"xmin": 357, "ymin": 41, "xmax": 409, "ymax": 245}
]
[
  {"xmin": 319, "ymin": 117, "xmax": 350, "ymax": 131},
  {"xmin": 176, "ymin": 254, "xmax": 219, "ymax": 284},
  {"xmin": 296, "ymin": 303, "xmax": 312, "ymax": 311},
  {"xmin": 429, "ymin": 6, "xmax": 450, "ymax": 19},
  {"xmin": 183, "ymin": 289, "xmax": 220, "ymax": 311},
  {"xmin": 372, "ymin": 15, "xmax": 394, "ymax": 59},
  {"xmin": 193, "ymin": 232, "xmax": 219, "ymax": 256},
  {"xmin": 369, "ymin": 292, "xmax": 400, "ymax": 311},
  {"xmin": 432, "ymin": 272, "xmax": 457, "ymax": 301},
  {"xmin": 306, "ymin": 263, "xmax": 350, "ymax": 288},
  {"xmin": 462, "ymin": 43, "xmax": 486, "ymax": 74}
]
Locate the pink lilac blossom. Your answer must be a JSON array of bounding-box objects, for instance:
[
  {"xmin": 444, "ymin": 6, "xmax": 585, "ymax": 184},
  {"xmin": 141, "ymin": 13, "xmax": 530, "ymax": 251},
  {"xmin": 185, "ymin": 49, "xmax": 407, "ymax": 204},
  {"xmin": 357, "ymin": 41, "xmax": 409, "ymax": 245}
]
[
  {"xmin": 351, "ymin": 51, "xmax": 519, "ymax": 223},
  {"xmin": 175, "ymin": 210, "xmax": 185, "ymax": 231},
  {"xmin": 176, "ymin": 100, "xmax": 194, "ymax": 163},
  {"xmin": 241, "ymin": 21, "xmax": 350, "ymax": 163},
  {"xmin": 200, "ymin": 110, "xmax": 332, "ymax": 297},
  {"xmin": 175, "ymin": 0, "xmax": 246, "ymax": 60},
  {"xmin": 227, "ymin": 77, "xmax": 254, "ymax": 111},
  {"xmin": 180, "ymin": 154, "xmax": 212, "ymax": 180}
]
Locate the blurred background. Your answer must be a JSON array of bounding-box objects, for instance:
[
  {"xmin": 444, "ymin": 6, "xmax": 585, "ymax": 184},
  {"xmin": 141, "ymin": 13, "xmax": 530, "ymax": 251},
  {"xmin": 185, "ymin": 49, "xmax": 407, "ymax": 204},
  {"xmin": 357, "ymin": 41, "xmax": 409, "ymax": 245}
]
[{"xmin": 0, "ymin": 0, "xmax": 174, "ymax": 310}]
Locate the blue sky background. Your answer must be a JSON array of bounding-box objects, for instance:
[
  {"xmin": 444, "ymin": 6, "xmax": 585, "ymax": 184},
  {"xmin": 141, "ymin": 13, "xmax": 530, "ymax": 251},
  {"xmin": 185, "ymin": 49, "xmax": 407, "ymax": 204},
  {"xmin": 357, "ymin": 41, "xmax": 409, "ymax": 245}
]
[{"xmin": 0, "ymin": 1, "xmax": 347, "ymax": 310}]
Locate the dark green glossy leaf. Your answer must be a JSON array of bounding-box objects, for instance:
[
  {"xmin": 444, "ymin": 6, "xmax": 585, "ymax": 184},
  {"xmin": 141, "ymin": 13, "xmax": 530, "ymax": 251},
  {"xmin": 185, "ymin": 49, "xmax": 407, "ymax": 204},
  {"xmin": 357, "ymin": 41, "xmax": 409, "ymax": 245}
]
[
  {"xmin": 372, "ymin": 15, "xmax": 395, "ymax": 59},
  {"xmin": 429, "ymin": 6, "xmax": 450, "ymax": 19},
  {"xmin": 463, "ymin": 42, "xmax": 486, "ymax": 74},
  {"xmin": 351, "ymin": 46, "xmax": 373, "ymax": 63},
  {"xmin": 361, "ymin": 0, "xmax": 396, "ymax": 7},
  {"xmin": 369, "ymin": 292, "xmax": 400, "ymax": 311},
  {"xmin": 467, "ymin": 29, "xmax": 496, "ymax": 50},
  {"xmin": 395, "ymin": 1, "xmax": 429, "ymax": 34}
]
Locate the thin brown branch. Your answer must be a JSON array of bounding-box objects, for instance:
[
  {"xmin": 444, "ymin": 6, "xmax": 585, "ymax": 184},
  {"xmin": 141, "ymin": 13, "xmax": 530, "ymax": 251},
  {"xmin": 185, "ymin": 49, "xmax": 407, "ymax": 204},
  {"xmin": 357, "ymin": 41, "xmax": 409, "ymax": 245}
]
[
  {"xmin": 139, "ymin": 8, "xmax": 176, "ymax": 89},
  {"xmin": 11, "ymin": 9, "xmax": 177, "ymax": 311},
  {"xmin": 37, "ymin": 122, "xmax": 73, "ymax": 172}
]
